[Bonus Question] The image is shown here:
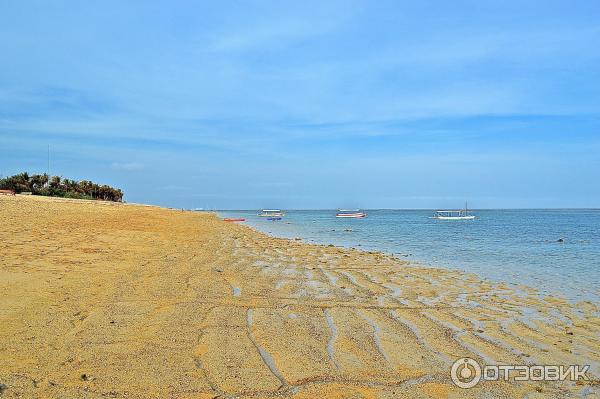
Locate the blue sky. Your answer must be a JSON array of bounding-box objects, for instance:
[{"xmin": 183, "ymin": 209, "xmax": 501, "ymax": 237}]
[{"xmin": 1, "ymin": 1, "xmax": 598, "ymax": 209}]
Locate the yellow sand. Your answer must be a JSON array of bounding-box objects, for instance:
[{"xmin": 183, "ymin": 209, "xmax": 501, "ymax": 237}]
[{"xmin": 0, "ymin": 195, "xmax": 598, "ymax": 398}]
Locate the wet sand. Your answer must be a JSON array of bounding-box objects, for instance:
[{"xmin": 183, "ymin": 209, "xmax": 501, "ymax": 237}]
[{"xmin": 0, "ymin": 195, "xmax": 598, "ymax": 398}]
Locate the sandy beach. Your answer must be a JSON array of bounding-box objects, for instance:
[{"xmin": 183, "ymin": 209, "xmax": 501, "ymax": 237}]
[{"xmin": 0, "ymin": 195, "xmax": 598, "ymax": 398}]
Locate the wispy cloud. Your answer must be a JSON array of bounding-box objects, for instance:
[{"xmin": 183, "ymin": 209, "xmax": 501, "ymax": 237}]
[
  {"xmin": 205, "ymin": 1, "xmax": 359, "ymax": 53},
  {"xmin": 110, "ymin": 162, "xmax": 144, "ymax": 171}
]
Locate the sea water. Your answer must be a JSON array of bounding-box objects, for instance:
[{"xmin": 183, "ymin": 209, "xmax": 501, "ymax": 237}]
[{"xmin": 218, "ymin": 209, "xmax": 600, "ymax": 303}]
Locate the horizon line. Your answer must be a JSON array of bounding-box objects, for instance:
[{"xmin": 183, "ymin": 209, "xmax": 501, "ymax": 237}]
[{"xmin": 212, "ymin": 207, "xmax": 600, "ymax": 211}]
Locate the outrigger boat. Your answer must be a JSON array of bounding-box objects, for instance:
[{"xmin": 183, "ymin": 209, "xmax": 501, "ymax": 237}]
[
  {"xmin": 335, "ymin": 209, "xmax": 367, "ymax": 218},
  {"xmin": 430, "ymin": 202, "xmax": 475, "ymax": 220},
  {"xmin": 258, "ymin": 209, "xmax": 285, "ymax": 218}
]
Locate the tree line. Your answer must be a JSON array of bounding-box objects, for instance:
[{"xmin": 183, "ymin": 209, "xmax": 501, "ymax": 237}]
[{"xmin": 0, "ymin": 172, "xmax": 123, "ymax": 202}]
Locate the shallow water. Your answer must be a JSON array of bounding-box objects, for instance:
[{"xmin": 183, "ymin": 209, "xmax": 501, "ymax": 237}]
[{"xmin": 218, "ymin": 209, "xmax": 600, "ymax": 303}]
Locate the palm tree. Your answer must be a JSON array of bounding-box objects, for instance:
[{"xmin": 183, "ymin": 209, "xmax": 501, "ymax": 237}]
[{"xmin": 0, "ymin": 172, "xmax": 123, "ymax": 202}]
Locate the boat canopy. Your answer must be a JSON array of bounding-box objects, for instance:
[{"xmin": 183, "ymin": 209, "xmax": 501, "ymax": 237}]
[{"xmin": 261, "ymin": 209, "xmax": 281, "ymax": 212}]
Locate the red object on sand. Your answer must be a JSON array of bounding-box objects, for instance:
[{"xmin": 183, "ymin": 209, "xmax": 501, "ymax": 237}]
[{"xmin": 223, "ymin": 218, "xmax": 245, "ymax": 222}]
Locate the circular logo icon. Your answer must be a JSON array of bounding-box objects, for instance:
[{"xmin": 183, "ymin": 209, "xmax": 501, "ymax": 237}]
[{"xmin": 451, "ymin": 357, "xmax": 482, "ymax": 389}]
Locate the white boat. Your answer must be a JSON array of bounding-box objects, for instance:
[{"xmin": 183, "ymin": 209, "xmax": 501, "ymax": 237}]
[
  {"xmin": 335, "ymin": 209, "xmax": 367, "ymax": 218},
  {"xmin": 430, "ymin": 203, "xmax": 475, "ymax": 220},
  {"xmin": 258, "ymin": 209, "xmax": 285, "ymax": 218}
]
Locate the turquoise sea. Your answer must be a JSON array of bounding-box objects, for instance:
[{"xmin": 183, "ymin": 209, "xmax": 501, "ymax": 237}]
[{"xmin": 218, "ymin": 209, "xmax": 600, "ymax": 303}]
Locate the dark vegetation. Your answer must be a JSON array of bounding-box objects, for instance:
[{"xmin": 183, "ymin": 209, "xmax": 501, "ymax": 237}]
[{"xmin": 0, "ymin": 172, "xmax": 123, "ymax": 202}]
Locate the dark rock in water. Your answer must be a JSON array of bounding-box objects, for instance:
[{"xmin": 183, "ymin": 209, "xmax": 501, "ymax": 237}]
[
  {"xmin": 80, "ymin": 374, "xmax": 89, "ymax": 381},
  {"xmin": 343, "ymin": 229, "xmax": 353, "ymax": 232},
  {"xmin": 0, "ymin": 383, "xmax": 7, "ymax": 393},
  {"xmin": 557, "ymin": 238, "xmax": 564, "ymax": 243}
]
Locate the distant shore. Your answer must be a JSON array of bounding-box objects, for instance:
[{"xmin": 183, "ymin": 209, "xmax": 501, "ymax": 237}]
[{"xmin": 0, "ymin": 195, "xmax": 598, "ymax": 398}]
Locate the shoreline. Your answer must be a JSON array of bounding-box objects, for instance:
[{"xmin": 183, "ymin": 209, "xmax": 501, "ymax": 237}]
[
  {"xmin": 221, "ymin": 209, "xmax": 600, "ymax": 305},
  {"xmin": 222, "ymin": 215, "xmax": 549, "ymax": 300},
  {"xmin": 1, "ymin": 195, "xmax": 598, "ymax": 398}
]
